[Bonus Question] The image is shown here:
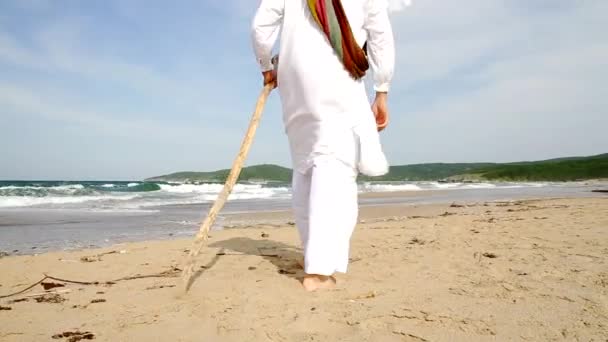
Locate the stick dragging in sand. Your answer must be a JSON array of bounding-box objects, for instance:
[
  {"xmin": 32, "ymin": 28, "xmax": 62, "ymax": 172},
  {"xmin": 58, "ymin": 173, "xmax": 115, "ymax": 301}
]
[{"xmin": 181, "ymin": 63, "xmax": 277, "ymax": 293}]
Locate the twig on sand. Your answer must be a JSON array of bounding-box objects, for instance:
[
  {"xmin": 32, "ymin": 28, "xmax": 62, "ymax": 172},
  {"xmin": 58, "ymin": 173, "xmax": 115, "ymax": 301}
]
[
  {"xmin": 180, "ymin": 84, "xmax": 273, "ymax": 293},
  {"xmin": 0, "ymin": 267, "xmax": 180, "ymax": 299}
]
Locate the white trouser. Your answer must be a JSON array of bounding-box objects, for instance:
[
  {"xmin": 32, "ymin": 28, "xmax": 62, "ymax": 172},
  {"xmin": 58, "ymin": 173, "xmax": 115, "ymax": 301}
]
[{"xmin": 291, "ymin": 156, "xmax": 359, "ymax": 276}]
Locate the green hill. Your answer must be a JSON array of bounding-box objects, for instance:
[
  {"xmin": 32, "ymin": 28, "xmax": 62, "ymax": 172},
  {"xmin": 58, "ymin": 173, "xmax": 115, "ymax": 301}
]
[
  {"xmin": 461, "ymin": 154, "xmax": 608, "ymax": 181},
  {"xmin": 145, "ymin": 153, "xmax": 608, "ymax": 183},
  {"xmin": 502, "ymin": 153, "xmax": 608, "ymax": 165},
  {"xmin": 145, "ymin": 164, "xmax": 292, "ymax": 183},
  {"xmin": 362, "ymin": 163, "xmax": 497, "ymax": 181}
]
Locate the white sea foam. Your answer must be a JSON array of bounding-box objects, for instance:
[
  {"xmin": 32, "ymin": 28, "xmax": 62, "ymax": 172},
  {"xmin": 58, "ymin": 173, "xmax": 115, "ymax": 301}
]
[
  {"xmin": 197, "ymin": 188, "xmax": 291, "ymax": 201},
  {"xmin": 107, "ymin": 184, "xmax": 292, "ymax": 209},
  {"xmin": 158, "ymin": 183, "xmax": 273, "ymax": 194},
  {"xmin": 158, "ymin": 183, "xmax": 222, "ymax": 193},
  {"xmin": 361, "ymin": 183, "xmax": 423, "ymax": 192},
  {"xmin": 101, "ymin": 184, "xmax": 115, "ymax": 188},
  {"xmin": 0, "ymin": 186, "xmax": 21, "ymax": 190},
  {"xmin": 463, "ymin": 183, "xmax": 497, "ymax": 189},
  {"xmin": 521, "ymin": 182, "xmax": 548, "ymax": 187},
  {"xmin": 127, "ymin": 183, "xmax": 139, "ymax": 187},
  {"xmin": 53, "ymin": 184, "xmax": 85, "ymax": 190},
  {"xmin": 428, "ymin": 182, "xmax": 463, "ymax": 189},
  {"xmin": 0, "ymin": 194, "xmax": 139, "ymax": 208},
  {"xmin": 0, "ymin": 184, "xmax": 84, "ymax": 191},
  {"xmin": 359, "ymin": 181, "xmax": 548, "ymax": 192}
]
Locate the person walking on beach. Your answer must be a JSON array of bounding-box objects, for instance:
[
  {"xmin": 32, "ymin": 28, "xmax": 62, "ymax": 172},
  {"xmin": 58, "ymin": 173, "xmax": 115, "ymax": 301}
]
[{"xmin": 251, "ymin": 0, "xmax": 395, "ymax": 291}]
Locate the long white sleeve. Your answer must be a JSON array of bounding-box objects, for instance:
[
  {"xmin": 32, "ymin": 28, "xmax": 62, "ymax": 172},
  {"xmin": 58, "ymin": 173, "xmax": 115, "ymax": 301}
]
[
  {"xmin": 364, "ymin": 0, "xmax": 395, "ymax": 92},
  {"xmin": 251, "ymin": 0, "xmax": 284, "ymax": 72}
]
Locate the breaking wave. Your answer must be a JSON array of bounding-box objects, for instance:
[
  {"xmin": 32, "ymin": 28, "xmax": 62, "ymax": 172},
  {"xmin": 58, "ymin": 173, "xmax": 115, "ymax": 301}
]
[{"xmin": 0, "ymin": 180, "xmax": 550, "ymax": 210}]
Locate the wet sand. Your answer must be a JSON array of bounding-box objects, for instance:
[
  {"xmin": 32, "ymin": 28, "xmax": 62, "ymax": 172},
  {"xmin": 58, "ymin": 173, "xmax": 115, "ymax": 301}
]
[{"xmin": 1, "ymin": 197, "xmax": 607, "ymax": 341}]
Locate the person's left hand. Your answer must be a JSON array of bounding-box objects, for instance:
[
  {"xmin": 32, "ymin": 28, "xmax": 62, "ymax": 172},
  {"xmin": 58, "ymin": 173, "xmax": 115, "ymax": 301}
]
[
  {"xmin": 263, "ymin": 70, "xmax": 277, "ymax": 89},
  {"xmin": 372, "ymin": 92, "xmax": 389, "ymax": 132}
]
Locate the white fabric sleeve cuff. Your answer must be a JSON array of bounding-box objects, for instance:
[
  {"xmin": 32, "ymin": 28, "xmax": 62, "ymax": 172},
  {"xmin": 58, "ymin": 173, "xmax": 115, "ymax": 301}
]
[
  {"xmin": 259, "ymin": 58, "xmax": 274, "ymax": 72},
  {"xmin": 374, "ymin": 82, "xmax": 390, "ymax": 93}
]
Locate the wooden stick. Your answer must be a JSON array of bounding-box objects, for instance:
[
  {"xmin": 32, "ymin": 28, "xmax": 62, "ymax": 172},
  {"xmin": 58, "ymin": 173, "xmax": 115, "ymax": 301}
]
[{"xmin": 180, "ymin": 84, "xmax": 274, "ymax": 292}]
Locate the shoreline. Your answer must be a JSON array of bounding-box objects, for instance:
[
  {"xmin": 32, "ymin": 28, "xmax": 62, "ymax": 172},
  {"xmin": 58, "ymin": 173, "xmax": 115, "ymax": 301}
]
[
  {"xmin": 2, "ymin": 190, "xmax": 604, "ymax": 258},
  {"xmin": 0, "ymin": 198, "xmax": 457, "ymax": 258},
  {"xmin": 1, "ymin": 187, "xmax": 606, "ymax": 257}
]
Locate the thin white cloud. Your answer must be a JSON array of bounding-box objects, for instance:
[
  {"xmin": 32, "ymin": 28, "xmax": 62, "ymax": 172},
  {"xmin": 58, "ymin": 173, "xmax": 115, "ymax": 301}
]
[
  {"xmin": 0, "ymin": 82, "xmax": 233, "ymax": 142},
  {"xmin": 0, "ymin": 17, "xmax": 234, "ymax": 116},
  {"xmin": 0, "ymin": 32, "xmax": 44, "ymax": 69}
]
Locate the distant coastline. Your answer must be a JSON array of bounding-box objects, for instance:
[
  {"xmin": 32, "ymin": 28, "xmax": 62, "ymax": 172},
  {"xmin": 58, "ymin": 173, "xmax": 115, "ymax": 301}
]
[{"xmin": 145, "ymin": 153, "xmax": 608, "ymax": 183}]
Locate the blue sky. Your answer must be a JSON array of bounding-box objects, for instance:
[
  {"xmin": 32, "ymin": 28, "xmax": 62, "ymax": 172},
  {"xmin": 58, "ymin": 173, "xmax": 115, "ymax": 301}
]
[{"xmin": 1, "ymin": 0, "xmax": 606, "ymax": 180}]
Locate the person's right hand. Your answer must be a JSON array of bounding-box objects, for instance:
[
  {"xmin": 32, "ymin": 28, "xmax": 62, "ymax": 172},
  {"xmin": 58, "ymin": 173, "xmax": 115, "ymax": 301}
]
[
  {"xmin": 372, "ymin": 92, "xmax": 389, "ymax": 132},
  {"xmin": 263, "ymin": 70, "xmax": 277, "ymax": 89}
]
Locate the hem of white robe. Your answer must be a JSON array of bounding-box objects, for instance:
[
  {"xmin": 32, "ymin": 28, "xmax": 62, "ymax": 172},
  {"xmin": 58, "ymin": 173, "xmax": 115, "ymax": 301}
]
[
  {"xmin": 355, "ymin": 124, "xmax": 390, "ymax": 177},
  {"xmin": 305, "ymin": 266, "xmax": 349, "ymax": 276}
]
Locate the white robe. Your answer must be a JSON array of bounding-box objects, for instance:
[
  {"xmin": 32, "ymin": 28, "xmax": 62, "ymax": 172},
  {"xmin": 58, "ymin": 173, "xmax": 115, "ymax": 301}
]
[{"xmin": 251, "ymin": 0, "xmax": 395, "ymax": 177}]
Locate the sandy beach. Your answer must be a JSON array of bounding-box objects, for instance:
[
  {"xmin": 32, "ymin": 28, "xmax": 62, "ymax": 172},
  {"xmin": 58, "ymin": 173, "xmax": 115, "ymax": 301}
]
[{"xmin": 1, "ymin": 196, "xmax": 606, "ymax": 341}]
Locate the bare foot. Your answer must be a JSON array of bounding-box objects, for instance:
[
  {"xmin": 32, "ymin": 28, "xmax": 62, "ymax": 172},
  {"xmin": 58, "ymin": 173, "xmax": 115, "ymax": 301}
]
[{"xmin": 302, "ymin": 274, "xmax": 336, "ymax": 292}]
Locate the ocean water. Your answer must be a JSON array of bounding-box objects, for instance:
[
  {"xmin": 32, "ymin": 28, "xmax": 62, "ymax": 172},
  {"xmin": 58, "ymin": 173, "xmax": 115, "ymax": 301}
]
[
  {"xmin": 0, "ymin": 180, "xmax": 292, "ymax": 211},
  {"xmin": 0, "ymin": 180, "xmax": 604, "ymax": 255},
  {"xmin": 0, "ymin": 180, "xmax": 566, "ymax": 212}
]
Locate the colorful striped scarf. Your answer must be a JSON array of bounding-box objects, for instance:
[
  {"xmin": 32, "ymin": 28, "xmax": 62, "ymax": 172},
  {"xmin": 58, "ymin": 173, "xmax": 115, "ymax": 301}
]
[{"xmin": 307, "ymin": 0, "xmax": 369, "ymax": 80}]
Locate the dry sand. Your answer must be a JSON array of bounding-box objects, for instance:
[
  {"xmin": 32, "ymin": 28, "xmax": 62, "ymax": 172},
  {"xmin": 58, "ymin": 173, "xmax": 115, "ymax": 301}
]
[{"xmin": 0, "ymin": 197, "xmax": 606, "ymax": 341}]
